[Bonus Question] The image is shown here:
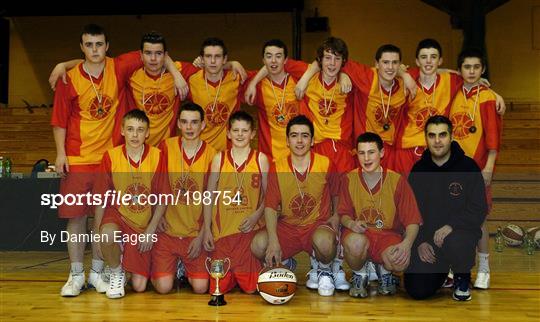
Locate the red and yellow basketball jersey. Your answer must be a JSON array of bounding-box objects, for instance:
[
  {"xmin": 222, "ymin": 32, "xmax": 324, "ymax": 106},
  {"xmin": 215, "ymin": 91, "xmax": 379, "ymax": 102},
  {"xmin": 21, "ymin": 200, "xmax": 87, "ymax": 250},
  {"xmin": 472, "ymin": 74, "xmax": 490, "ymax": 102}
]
[
  {"xmin": 128, "ymin": 62, "xmax": 183, "ymax": 146},
  {"xmin": 212, "ymin": 149, "xmax": 263, "ymax": 240},
  {"xmin": 266, "ymin": 152, "xmax": 338, "ymax": 227},
  {"xmin": 342, "ymin": 61, "xmax": 407, "ymax": 146},
  {"xmin": 255, "ymin": 75, "xmax": 300, "ymax": 161},
  {"xmin": 449, "ymin": 85, "xmax": 501, "ymax": 169},
  {"xmin": 302, "ymin": 73, "xmax": 354, "ymax": 144},
  {"xmin": 159, "ymin": 137, "xmax": 217, "ymax": 237},
  {"xmin": 400, "ymin": 71, "xmax": 461, "ymax": 149},
  {"xmin": 188, "ymin": 70, "xmax": 243, "ymax": 151},
  {"xmin": 97, "ymin": 144, "xmax": 163, "ymax": 232},
  {"xmin": 339, "ymin": 168, "xmax": 421, "ymax": 232},
  {"xmin": 51, "ymin": 52, "xmax": 142, "ymax": 165}
]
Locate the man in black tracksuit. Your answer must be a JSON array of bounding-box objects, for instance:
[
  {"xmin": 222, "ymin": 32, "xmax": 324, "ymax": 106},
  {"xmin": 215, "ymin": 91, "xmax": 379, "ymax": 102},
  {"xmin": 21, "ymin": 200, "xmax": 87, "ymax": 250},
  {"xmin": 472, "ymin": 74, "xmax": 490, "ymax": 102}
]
[{"xmin": 404, "ymin": 115, "xmax": 487, "ymax": 301}]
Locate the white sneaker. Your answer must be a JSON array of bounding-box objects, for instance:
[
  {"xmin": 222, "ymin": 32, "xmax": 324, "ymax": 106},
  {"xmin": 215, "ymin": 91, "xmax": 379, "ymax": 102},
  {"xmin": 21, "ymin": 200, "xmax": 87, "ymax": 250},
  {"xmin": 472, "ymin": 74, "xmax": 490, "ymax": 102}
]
[
  {"xmin": 331, "ymin": 258, "xmax": 350, "ymax": 291},
  {"xmin": 317, "ymin": 270, "xmax": 335, "ymax": 296},
  {"xmin": 88, "ymin": 269, "xmax": 109, "ymax": 293},
  {"xmin": 333, "ymin": 269, "xmax": 350, "ymax": 291},
  {"xmin": 60, "ymin": 272, "xmax": 85, "ymax": 297},
  {"xmin": 474, "ymin": 271, "xmax": 490, "ymax": 289},
  {"xmin": 106, "ymin": 270, "xmax": 126, "ymax": 299},
  {"xmin": 306, "ymin": 256, "xmax": 318, "ymax": 289},
  {"xmin": 306, "ymin": 268, "xmax": 319, "ymax": 289}
]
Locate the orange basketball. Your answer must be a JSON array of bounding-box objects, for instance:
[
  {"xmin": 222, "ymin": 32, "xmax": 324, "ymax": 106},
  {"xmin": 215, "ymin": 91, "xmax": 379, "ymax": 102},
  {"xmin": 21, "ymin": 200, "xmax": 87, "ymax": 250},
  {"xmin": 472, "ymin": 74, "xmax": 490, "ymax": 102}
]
[{"xmin": 257, "ymin": 266, "xmax": 297, "ymax": 305}]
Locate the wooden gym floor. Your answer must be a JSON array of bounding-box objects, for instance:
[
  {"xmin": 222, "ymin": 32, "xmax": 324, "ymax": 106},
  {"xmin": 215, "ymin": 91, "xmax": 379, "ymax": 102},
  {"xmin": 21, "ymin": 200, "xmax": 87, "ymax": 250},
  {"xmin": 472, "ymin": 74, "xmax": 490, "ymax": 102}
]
[{"xmin": 1, "ymin": 240, "xmax": 539, "ymax": 322}]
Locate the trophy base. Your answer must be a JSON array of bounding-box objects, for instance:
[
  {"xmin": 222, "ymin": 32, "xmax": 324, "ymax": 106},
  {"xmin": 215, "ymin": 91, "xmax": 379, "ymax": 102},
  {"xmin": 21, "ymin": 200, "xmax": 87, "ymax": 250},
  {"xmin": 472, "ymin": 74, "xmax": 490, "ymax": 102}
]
[{"xmin": 208, "ymin": 294, "xmax": 227, "ymax": 306}]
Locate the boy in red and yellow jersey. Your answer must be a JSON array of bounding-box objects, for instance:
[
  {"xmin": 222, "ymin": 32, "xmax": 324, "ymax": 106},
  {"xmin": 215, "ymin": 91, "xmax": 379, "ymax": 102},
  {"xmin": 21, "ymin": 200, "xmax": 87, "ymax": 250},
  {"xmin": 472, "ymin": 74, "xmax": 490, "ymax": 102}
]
[
  {"xmin": 202, "ymin": 111, "xmax": 269, "ymax": 294},
  {"xmin": 51, "ymin": 24, "xmax": 143, "ymax": 297},
  {"xmin": 339, "ymin": 132, "xmax": 421, "ymax": 298},
  {"xmin": 93, "ymin": 109, "xmax": 167, "ymax": 299},
  {"xmin": 151, "ymin": 102, "xmax": 216, "ymax": 295},
  {"xmin": 251, "ymin": 115, "xmax": 341, "ymax": 297},
  {"xmin": 339, "ymin": 44, "xmax": 416, "ymax": 171},
  {"xmin": 244, "ymin": 39, "xmax": 301, "ymax": 161},
  {"xmin": 290, "ymin": 37, "xmax": 356, "ymax": 173},
  {"xmin": 449, "ymin": 48, "xmax": 502, "ymax": 290},
  {"xmin": 186, "ymin": 38, "xmax": 249, "ymax": 152},
  {"xmin": 395, "ymin": 39, "xmax": 462, "ymax": 174},
  {"xmin": 126, "ymin": 31, "xmax": 190, "ymax": 146}
]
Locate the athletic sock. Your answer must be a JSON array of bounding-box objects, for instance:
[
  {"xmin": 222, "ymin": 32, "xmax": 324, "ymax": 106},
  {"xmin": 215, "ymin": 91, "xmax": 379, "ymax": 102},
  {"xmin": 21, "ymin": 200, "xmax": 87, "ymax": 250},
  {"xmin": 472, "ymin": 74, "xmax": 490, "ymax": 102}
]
[
  {"xmin": 477, "ymin": 252, "xmax": 490, "ymax": 272},
  {"xmin": 91, "ymin": 259, "xmax": 104, "ymax": 273},
  {"xmin": 70, "ymin": 262, "xmax": 84, "ymax": 274}
]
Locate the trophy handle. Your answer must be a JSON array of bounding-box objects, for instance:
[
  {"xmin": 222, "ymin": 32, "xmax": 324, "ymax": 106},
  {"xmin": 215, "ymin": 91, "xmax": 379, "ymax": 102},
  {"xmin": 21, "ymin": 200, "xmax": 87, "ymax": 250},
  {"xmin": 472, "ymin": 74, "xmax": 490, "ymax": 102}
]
[
  {"xmin": 223, "ymin": 257, "xmax": 231, "ymax": 276},
  {"xmin": 205, "ymin": 257, "xmax": 212, "ymax": 274}
]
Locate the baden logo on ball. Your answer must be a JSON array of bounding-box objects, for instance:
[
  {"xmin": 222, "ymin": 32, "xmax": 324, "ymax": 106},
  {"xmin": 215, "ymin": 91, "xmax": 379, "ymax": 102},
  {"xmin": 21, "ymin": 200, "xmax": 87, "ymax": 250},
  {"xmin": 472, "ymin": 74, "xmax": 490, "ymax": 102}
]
[{"xmin": 205, "ymin": 257, "xmax": 231, "ymax": 306}]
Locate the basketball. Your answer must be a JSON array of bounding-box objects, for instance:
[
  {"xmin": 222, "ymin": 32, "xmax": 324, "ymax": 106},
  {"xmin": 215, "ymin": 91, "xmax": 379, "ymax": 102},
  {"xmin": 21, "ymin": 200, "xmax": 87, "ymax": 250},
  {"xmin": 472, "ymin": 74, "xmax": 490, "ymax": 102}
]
[
  {"xmin": 526, "ymin": 227, "xmax": 540, "ymax": 248},
  {"xmin": 257, "ymin": 266, "xmax": 297, "ymax": 305},
  {"xmin": 502, "ymin": 224, "xmax": 525, "ymax": 247}
]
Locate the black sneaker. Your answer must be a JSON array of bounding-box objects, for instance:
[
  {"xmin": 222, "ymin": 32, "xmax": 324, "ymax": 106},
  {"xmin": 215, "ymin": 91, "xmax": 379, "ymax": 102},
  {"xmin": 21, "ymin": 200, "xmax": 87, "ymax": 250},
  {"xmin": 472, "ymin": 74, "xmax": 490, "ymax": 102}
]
[{"xmin": 452, "ymin": 274, "xmax": 472, "ymax": 301}]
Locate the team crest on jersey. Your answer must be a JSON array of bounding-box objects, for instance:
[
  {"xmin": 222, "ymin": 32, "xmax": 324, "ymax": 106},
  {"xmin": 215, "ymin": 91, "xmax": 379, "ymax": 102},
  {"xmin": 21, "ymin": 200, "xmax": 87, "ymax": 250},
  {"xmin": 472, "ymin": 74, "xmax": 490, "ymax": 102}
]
[
  {"xmin": 143, "ymin": 93, "xmax": 170, "ymax": 115},
  {"xmin": 415, "ymin": 107, "xmax": 435, "ymax": 129},
  {"xmin": 448, "ymin": 182, "xmax": 463, "ymax": 196},
  {"xmin": 234, "ymin": 187, "xmax": 249, "ymax": 206},
  {"xmin": 205, "ymin": 102, "xmax": 230, "ymax": 126},
  {"xmin": 272, "ymin": 102, "xmax": 299, "ymax": 127},
  {"xmin": 374, "ymin": 105, "xmax": 399, "ymax": 127},
  {"xmin": 173, "ymin": 176, "xmax": 199, "ymax": 205},
  {"xmin": 450, "ymin": 112, "xmax": 475, "ymax": 139},
  {"xmin": 125, "ymin": 183, "xmax": 150, "ymax": 213},
  {"xmin": 89, "ymin": 95, "xmax": 113, "ymax": 120},
  {"xmin": 317, "ymin": 99, "xmax": 337, "ymax": 117},
  {"xmin": 289, "ymin": 192, "xmax": 316, "ymax": 219}
]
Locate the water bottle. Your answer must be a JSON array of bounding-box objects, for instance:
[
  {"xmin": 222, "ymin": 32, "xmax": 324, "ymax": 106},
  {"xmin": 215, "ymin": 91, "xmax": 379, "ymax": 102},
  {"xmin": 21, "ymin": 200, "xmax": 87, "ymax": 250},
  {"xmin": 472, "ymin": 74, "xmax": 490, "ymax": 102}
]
[
  {"xmin": 4, "ymin": 158, "xmax": 11, "ymax": 178},
  {"xmin": 494, "ymin": 226, "xmax": 504, "ymax": 252}
]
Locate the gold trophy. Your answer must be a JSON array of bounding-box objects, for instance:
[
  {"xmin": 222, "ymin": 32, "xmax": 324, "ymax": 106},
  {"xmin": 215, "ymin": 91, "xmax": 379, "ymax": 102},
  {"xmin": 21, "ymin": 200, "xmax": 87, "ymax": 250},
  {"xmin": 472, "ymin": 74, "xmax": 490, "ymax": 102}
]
[{"xmin": 205, "ymin": 257, "xmax": 231, "ymax": 306}]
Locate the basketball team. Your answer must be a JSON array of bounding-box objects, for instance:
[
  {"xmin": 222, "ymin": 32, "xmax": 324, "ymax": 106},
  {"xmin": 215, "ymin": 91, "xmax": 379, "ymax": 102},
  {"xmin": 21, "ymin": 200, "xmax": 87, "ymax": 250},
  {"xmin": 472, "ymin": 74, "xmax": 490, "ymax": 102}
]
[{"xmin": 48, "ymin": 24, "xmax": 504, "ymax": 302}]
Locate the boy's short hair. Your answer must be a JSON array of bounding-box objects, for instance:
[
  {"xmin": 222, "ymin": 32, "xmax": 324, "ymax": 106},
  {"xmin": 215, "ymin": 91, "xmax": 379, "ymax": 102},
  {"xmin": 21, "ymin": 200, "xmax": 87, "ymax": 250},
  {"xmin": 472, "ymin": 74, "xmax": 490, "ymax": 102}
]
[
  {"xmin": 286, "ymin": 115, "xmax": 314, "ymax": 137},
  {"xmin": 200, "ymin": 37, "xmax": 228, "ymax": 57},
  {"xmin": 316, "ymin": 37, "xmax": 349, "ymax": 66},
  {"xmin": 375, "ymin": 44, "xmax": 401, "ymax": 61},
  {"xmin": 228, "ymin": 110, "xmax": 254, "ymax": 129},
  {"xmin": 262, "ymin": 39, "xmax": 288, "ymax": 58},
  {"xmin": 424, "ymin": 115, "xmax": 453, "ymax": 135},
  {"xmin": 457, "ymin": 47, "xmax": 485, "ymax": 69},
  {"xmin": 80, "ymin": 24, "xmax": 107, "ymax": 44},
  {"xmin": 123, "ymin": 109, "xmax": 150, "ymax": 126},
  {"xmin": 140, "ymin": 31, "xmax": 167, "ymax": 52},
  {"xmin": 178, "ymin": 101, "xmax": 205, "ymax": 121},
  {"xmin": 415, "ymin": 38, "xmax": 442, "ymax": 58},
  {"xmin": 357, "ymin": 132, "xmax": 383, "ymax": 151}
]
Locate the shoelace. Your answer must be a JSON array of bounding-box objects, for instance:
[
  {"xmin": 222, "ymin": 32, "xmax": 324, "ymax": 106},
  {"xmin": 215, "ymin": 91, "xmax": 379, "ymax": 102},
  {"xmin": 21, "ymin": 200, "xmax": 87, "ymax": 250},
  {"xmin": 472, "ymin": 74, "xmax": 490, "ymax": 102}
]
[{"xmin": 351, "ymin": 274, "xmax": 365, "ymax": 288}]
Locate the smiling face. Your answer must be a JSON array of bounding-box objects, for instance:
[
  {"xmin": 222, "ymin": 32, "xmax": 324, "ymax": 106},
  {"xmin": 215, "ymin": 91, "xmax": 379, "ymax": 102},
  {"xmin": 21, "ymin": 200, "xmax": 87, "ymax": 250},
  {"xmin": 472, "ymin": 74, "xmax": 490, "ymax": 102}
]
[
  {"xmin": 416, "ymin": 47, "xmax": 443, "ymax": 77},
  {"xmin": 80, "ymin": 33, "xmax": 108, "ymax": 64},
  {"xmin": 321, "ymin": 50, "xmax": 343, "ymax": 80},
  {"xmin": 122, "ymin": 118, "xmax": 149, "ymax": 149},
  {"xmin": 263, "ymin": 45, "xmax": 287, "ymax": 78},
  {"xmin": 286, "ymin": 124, "xmax": 314, "ymax": 157},
  {"xmin": 376, "ymin": 52, "xmax": 400, "ymax": 84},
  {"xmin": 227, "ymin": 119, "xmax": 255, "ymax": 149},
  {"xmin": 357, "ymin": 142, "xmax": 384, "ymax": 174}
]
